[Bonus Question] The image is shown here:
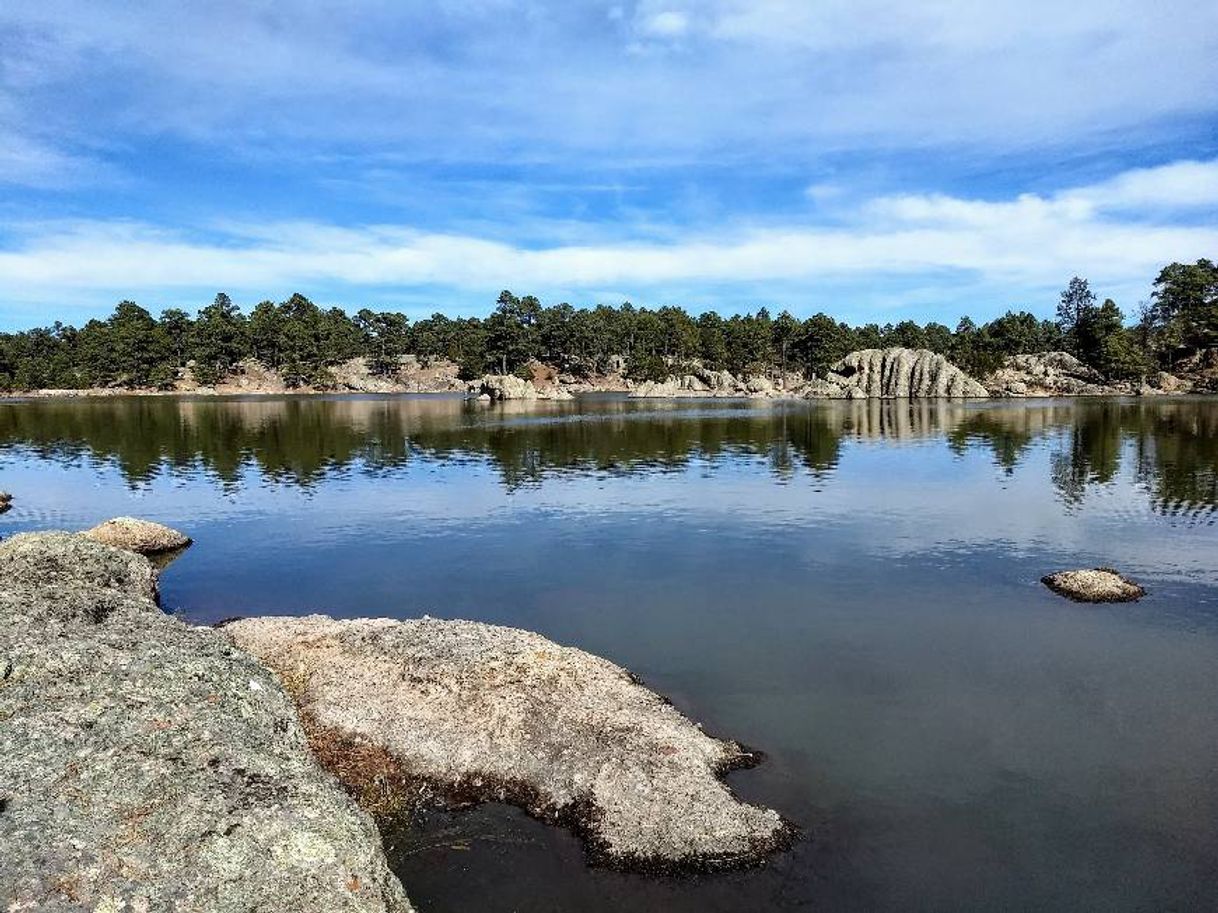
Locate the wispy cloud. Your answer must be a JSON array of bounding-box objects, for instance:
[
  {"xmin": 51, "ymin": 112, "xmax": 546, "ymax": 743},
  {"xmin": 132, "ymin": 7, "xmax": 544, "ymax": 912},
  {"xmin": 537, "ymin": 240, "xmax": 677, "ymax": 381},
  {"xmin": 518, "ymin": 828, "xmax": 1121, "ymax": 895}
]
[
  {"xmin": 0, "ymin": 2, "xmax": 1213, "ymax": 323},
  {"xmin": 2, "ymin": 0, "xmax": 1215, "ymax": 161},
  {"xmin": 1, "ymin": 160, "xmax": 1213, "ymax": 318}
]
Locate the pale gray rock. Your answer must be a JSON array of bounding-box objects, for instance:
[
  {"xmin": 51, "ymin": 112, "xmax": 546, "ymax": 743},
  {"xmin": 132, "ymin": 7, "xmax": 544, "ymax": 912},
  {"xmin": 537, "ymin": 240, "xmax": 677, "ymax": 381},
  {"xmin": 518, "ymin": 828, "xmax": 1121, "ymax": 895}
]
[
  {"xmin": 820, "ymin": 348, "xmax": 988, "ymax": 398},
  {"xmin": 472, "ymin": 374, "xmax": 538, "ymax": 400},
  {"xmin": 682, "ymin": 373, "xmax": 710, "ymax": 392},
  {"xmin": 1148, "ymin": 371, "xmax": 1192, "ymax": 394},
  {"xmin": 472, "ymin": 374, "xmax": 573, "ymax": 401},
  {"xmin": 801, "ymin": 378, "xmax": 846, "ymax": 398},
  {"xmin": 629, "ymin": 368, "xmax": 790, "ymax": 398},
  {"xmin": 83, "ymin": 516, "xmax": 192, "ymax": 555},
  {"xmin": 1041, "ymin": 567, "xmax": 1146, "ymax": 603},
  {"xmin": 0, "ymin": 533, "xmax": 412, "ymax": 913},
  {"xmin": 629, "ymin": 379, "xmax": 685, "ymax": 398},
  {"xmin": 225, "ymin": 614, "xmax": 793, "ymax": 870},
  {"xmin": 986, "ymin": 352, "xmax": 1116, "ymax": 396}
]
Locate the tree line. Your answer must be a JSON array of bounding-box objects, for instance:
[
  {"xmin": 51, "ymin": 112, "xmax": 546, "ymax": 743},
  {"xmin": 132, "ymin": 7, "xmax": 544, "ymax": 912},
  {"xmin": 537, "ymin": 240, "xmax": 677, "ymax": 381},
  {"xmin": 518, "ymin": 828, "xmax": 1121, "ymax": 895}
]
[{"xmin": 0, "ymin": 260, "xmax": 1213, "ymax": 391}]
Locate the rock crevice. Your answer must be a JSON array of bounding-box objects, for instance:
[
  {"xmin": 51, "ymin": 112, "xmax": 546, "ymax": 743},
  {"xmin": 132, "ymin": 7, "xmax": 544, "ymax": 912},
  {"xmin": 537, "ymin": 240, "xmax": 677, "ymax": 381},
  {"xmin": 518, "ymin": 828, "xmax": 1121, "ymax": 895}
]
[{"xmin": 817, "ymin": 348, "xmax": 989, "ymax": 398}]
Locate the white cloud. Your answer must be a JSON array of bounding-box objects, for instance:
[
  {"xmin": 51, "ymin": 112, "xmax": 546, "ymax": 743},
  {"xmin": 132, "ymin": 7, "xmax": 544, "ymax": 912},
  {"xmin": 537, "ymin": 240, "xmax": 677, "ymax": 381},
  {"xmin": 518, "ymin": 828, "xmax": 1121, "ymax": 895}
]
[
  {"xmin": 1, "ymin": 161, "xmax": 1214, "ymax": 310},
  {"xmin": 1061, "ymin": 160, "xmax": 1218, "ymax": 212},
  {"xmin": 0, "ymin": 132, "xmax": 112, "ymax": 189},
  {"xmin": 0, "ymin": 0, "xmax": 1214, "ymax": 159}
]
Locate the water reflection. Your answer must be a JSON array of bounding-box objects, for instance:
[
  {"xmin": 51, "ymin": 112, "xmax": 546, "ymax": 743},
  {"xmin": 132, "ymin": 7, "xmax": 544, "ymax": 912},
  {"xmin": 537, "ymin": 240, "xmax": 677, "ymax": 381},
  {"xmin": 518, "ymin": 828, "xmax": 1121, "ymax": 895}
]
[
  {"xmin": 3, "ymin": 393, "xmax": 1218, "ymax": 913},
  {"xmin": 0, "ymin": 395, "xmax": 1215, "ymax": 518}
]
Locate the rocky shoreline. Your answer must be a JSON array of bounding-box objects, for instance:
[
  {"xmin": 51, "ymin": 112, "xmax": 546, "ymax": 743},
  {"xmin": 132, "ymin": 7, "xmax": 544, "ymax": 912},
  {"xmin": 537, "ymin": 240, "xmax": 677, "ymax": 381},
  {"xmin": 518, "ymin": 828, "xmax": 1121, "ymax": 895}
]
[
  {"xmin": 225, "ymin": 614, "xmax": 794, "ymax": 872},
  {"xmin": 0, "ymin": 531, "xmax": 412, "ymax": 913},
  {"xmin": 7, "ymin": 348, "xmax": 1213, "ymax": 402},
  {"xmin": 1, "ymin": 525, "xmax": 792, "ymax": 911}
]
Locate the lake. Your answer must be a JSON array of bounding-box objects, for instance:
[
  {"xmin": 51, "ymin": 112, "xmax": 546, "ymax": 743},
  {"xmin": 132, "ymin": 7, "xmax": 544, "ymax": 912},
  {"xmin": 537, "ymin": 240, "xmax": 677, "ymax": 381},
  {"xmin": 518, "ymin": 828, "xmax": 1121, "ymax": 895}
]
[{"xmin": 2, "ymin": 394, "xmax": 1216, "ymax": 912}]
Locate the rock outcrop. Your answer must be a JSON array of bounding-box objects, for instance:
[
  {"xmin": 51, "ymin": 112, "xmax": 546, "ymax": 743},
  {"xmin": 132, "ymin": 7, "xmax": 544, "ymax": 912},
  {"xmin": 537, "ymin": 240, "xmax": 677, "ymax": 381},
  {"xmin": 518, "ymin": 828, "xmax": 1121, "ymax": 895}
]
[
  {"xmin": 0, "ymin": 533, "xmax": 412, "ymax": 913},
  {"xmin": 985, "ymin": 352, "xmax": 1116, "ymax": 396},
  {"xmin": 225, "ymin": 614, "xmax": 793, "ymax": 870},
  {"xmin": 629, "ymin": 366, "xmax": 784, "ymax": 398},
  {"xmin": 83, "ymin": 516, "xmax": 193, "ymax": 555},
  {"xmin": 1041, "ymin": 567, "xmax": 1146, "ymax": 603},
  {"xmin": 1138, "ymin": 371, "xmax": 1194, "ymax": 396},
  {"xmin": 471, "ymin": 374, "xmax": 573, "ymax": 401},
  {"xmin": 809, "ymin": 348, "xmax": 988, "ymax": 399}
]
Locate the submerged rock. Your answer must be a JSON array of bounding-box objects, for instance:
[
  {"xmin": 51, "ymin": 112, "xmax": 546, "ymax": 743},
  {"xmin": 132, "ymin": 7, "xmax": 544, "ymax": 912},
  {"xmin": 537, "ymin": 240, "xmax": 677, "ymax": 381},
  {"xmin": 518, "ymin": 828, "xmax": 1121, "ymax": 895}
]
[
  {"xmin": 0, "ymin": 533, "xmax": 412, "ymax": 913},
  {"xmin": 1041, "ymin": 567, "xmax": 1146, "ymax": 603},
  {"xmin": 225, "ymin": 614, "xmax": 793, "ymax": 870},
  {"xmin": 818, "ymin": 348, "xmax": 988, "ymax": 398},
  {"xmin": 83, "ymin": 516, "xmax": 193, "ymax": 555}
]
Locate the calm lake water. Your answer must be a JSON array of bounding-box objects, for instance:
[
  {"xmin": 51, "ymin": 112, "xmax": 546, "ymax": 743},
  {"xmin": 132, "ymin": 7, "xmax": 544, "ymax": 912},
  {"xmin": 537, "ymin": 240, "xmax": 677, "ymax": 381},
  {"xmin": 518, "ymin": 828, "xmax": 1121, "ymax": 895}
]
[{"xmin": 3, "ymin": 394, "xmax": 1217, "ymax": 912}]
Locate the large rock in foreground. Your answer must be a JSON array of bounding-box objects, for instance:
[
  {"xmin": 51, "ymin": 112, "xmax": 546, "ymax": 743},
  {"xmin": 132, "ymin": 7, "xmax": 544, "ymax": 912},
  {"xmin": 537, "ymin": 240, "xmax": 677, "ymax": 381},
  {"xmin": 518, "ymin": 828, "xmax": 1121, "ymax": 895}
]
[
  {"xmin": 225, "ymin": 615, "xmax": 793, "ymax": 871},
  {"xmin": 816, "ymin": 348, "xmax": 988, "ymax": 399},
  {"xmin": 1041, "ymin": 567, "xmax": 1146, "ymax": 603},
  {"xmin": 0, "ymin": 534, "xmax": 412, "ymax": 913},
  {"xmin": 83, "ymin": 516, "xmax": 193, "ymax": 555}
]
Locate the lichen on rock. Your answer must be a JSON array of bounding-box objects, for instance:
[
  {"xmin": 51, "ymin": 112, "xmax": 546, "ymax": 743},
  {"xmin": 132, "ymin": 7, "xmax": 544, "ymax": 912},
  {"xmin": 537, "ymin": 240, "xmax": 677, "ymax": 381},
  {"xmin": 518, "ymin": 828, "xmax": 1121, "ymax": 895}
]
[
  {"xmin": 83, "ymin": 516, "xmax": 193, "ymax": 555},
  {"xmin": 0, "ymin": 533, "xmax": 412, "ymax": 913},
  {"xmin": 224, "ymin": 614, "xmax": 794, "ymax": 871},
  {"xmin": 1041, "ymin": 567, "xmax": 1146, "ymax": 603}
]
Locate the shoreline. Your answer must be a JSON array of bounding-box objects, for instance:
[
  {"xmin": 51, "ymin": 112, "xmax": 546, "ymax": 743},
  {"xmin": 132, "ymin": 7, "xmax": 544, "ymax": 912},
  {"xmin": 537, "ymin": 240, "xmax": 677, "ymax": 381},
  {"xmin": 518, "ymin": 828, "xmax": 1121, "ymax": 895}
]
[
  {"xmin": 1, "ymin": 524, "xmax": 794, "ymax": 911},
  {"xmin": 3, "ymin": 348, "xmax": 1209, "ymax": 401},
  {"xmin": 1, "ymin": 386, "xmax": 1203, "ymax": 401}
]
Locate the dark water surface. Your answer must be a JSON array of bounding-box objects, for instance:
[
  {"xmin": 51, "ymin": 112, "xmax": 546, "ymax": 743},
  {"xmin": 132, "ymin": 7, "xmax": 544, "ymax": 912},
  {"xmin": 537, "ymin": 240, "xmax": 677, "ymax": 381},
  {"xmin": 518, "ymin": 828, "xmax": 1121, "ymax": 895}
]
[{"xmin": 3, "ymin": 394, "xmax": 1217, "ymax": 912}]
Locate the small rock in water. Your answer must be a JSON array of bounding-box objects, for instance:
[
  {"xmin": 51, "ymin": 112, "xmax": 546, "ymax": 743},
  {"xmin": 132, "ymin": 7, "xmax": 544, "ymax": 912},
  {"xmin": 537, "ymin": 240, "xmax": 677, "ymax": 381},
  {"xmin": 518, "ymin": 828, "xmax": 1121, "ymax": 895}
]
[
  {"xmin": 0, "ymin": 491, "xmax": 11, "ymax": 513},
  {"xmin": 1041, "ymin": 568, "xmax": 1146, "ymax": 603},
  {"xmin": 83, "ymin": 516, "xmax": 192, "ymax": 555}
]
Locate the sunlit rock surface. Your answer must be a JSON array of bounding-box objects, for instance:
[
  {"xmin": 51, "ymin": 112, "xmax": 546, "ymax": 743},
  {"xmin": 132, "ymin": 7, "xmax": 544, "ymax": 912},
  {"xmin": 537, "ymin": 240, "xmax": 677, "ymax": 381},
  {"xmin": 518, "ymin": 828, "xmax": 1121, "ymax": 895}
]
[
  {"xmin": 225, "ymin": 614, "xmax": 793, "ymax": 870},
  {"xmin": 986, "ymin": 352, "xmax": 1114, "ymax": 396},
  {"xmin": 1041, "ymin": 567, "xmax": 1146, "ymax": 603},
  {"xmin": 83, "ymin": 516, "xmax": 193, "ymax": 555},
  {"xmin": 815, "ymin": 348, "xmax": 989, "ymax": 398},
  {"xmin": 472, "ymin": 374, "xmax": 573, "ymax": 400}
]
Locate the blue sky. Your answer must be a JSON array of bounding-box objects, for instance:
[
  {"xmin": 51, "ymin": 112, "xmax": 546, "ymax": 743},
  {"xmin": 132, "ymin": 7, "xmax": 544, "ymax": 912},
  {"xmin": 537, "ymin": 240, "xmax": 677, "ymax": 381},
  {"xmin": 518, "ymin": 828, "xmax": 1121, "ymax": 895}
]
[{"xmin": 1, "ymin": 0, "xmax": 1216, "ymax": 329}]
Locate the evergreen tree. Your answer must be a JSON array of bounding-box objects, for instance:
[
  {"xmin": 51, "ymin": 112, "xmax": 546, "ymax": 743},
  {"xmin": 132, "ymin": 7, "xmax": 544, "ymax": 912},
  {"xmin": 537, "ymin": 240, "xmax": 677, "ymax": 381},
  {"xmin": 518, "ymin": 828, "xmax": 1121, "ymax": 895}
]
[
  {"xmin": 191, "ymin": 293, "xmax": 248, "ymax": 384},
  {"xmin": 1056, "ymin": 277, "xmax": 1096, "ymax": 356}
]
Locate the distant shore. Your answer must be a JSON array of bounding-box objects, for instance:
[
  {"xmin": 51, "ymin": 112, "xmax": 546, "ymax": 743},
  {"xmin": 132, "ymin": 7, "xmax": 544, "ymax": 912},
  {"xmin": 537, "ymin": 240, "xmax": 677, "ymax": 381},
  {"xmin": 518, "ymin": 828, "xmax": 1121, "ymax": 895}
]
[{"xmin": 2, "ymin": 347, "xmax": 1212, "ymax": 401}]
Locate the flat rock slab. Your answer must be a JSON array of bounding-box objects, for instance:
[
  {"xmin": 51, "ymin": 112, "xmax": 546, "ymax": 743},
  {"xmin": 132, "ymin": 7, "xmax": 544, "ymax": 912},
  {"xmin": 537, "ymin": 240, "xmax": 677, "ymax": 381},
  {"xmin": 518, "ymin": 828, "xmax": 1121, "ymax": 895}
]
[
  {"xmin": 83, "ymin": 516, "xmax": 193, "ymax": 555},
  {"xmin": 0, "ymin": 534, "xmax": 412, "ymax": 913},
  {"xmin": 1041, "ymin": 568, "xmax": 1146, "ymax": 603},
  {"xmin": 225, "ymin": 615, "xmax": 794, "ymax": 871}
]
